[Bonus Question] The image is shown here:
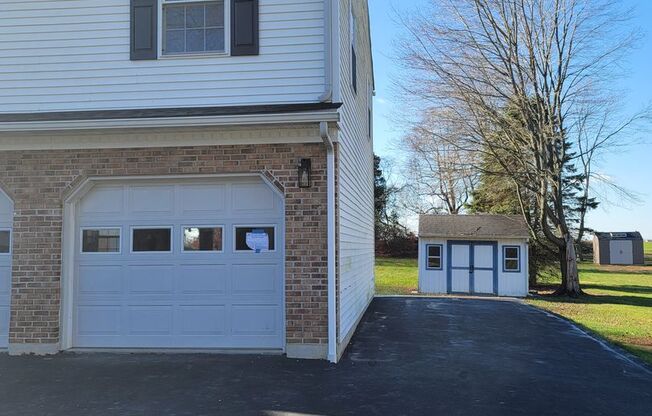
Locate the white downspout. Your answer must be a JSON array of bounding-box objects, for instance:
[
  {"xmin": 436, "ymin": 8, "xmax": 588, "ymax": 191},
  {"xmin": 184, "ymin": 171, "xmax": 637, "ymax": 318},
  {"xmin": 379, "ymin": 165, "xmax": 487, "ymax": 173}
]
[
  {"xmin": 320, "ymin": 121, "xmax": 337, "ymax": 363},
  {"xmin": 525, "ymin": 242, "xmax": 530, "ymax": 296}
]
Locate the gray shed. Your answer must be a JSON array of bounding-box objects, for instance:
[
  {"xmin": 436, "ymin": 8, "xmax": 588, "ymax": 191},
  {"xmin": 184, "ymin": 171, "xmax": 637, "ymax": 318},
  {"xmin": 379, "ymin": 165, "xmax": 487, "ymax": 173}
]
[{"xmin": 593, "ymin": 232, "xmax": 644, "ymax": 265}]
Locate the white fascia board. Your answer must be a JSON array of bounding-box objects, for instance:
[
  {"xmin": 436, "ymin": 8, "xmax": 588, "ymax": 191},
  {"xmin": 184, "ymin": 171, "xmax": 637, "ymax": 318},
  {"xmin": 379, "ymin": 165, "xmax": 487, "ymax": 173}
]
[{"xmin": 0, "ymin": 110, "xmax": 341, "ymax": 133}]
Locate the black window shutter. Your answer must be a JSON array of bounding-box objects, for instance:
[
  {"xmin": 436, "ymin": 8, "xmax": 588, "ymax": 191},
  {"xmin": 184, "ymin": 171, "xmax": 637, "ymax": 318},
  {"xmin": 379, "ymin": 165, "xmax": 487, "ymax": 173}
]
[
  {"xmin": 130, "ymin": 0, "xmax": 158, "ymax": 60},
  {"xmin": 351, "ymin": 46, "xmax": 357, "ymax": 93},
  {"xmin": 231, "ymin": 0, "xmax": 259, "ymax": 56}
]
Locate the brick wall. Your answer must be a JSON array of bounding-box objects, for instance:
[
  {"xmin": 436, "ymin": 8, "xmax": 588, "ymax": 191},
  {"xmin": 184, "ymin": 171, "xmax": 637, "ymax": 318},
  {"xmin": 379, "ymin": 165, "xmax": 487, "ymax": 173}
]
[{"xmin": 0, "ymin": 143, "xmax": 328, "ymax": 347}]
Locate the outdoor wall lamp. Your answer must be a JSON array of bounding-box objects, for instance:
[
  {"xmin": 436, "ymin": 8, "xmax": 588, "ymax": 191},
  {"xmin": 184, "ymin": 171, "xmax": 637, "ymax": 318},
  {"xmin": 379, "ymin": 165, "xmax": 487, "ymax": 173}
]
[{"xmin": 298, "ymin": 158, "xmax": 312, "ymax": 188}]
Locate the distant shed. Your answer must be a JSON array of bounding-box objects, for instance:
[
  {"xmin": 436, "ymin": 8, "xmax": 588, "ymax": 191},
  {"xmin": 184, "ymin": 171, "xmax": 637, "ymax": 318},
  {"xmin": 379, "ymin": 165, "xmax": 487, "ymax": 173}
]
[{"xmin": 593, "ymin": 232, "xmax": 644, "ymax": 265}]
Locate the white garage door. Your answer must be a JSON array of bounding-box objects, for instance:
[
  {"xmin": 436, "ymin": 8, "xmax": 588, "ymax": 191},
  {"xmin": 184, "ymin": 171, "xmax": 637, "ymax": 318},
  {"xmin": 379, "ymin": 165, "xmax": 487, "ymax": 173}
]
[
  {"xmin": 0, "ymin": 191, "xmax": 12, "ymax": 348},
  {"xmin": 73, "ymin": 177, "xmax": 285, "ymax": 350},
  {"xmin": 609, "ymin": 240, "xmax": 633, "ymax": 265}
]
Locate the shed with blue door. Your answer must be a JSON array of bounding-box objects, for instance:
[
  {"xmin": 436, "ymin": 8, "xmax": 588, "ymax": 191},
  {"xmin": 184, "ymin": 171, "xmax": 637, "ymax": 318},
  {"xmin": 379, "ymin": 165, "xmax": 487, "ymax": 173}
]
[{"xmin": 418, "ymin": 215, "xmax": 530, "ymax": 297}]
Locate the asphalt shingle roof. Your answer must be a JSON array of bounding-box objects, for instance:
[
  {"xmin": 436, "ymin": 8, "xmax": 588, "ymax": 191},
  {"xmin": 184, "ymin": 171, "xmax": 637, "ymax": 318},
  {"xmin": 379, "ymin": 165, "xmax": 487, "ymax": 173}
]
[{"xmin": 418, "ymin": 214, "xmax": 530, "ymax": 239}]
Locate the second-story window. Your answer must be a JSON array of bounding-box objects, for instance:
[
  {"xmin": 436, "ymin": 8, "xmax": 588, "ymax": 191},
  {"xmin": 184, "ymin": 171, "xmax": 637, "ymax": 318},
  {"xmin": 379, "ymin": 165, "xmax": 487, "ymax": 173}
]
[
  {"xmin": 350, "ymin": 1, "xmax": 357, "ymax": 94},
  {"xmin": 163, "ymin": 0, "xmax": 226, "ymax": 55}
]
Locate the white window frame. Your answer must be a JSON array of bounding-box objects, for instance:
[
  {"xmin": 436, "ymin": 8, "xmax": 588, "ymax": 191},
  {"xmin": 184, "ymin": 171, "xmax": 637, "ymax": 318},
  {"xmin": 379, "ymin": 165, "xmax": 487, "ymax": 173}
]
[
  {"xmin": 79, "ymin": 227, "xmax": 122, "ymax": 255},
  {"xmin": 0, "ymin": 228, "xmax": 11, "ymax": 256},
  {"xmin": 503, "ymin": 245, "xmax": 521, "ymax": 273},
  {"xmin": 181, "ymin": 224, "xmax": 225, "ymax": 253},
  {"xmin": 130, "ymin": 226, "xmax": 174, "ymax": 254},
  {"xmin": 233, "ymin": 224, "xmax": 277, "ymax": 253},
  {"xmin": 425, "ymin": 244, "xmax": 443, "ymax": 270},
  {"xmin": 159, "ymin": 0, "xmax": 231, "ymax": 58}
]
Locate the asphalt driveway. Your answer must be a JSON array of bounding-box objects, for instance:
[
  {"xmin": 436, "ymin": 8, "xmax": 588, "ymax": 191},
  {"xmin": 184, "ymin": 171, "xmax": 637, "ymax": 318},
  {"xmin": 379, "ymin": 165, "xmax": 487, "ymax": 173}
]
[{"xmin": 1, "ymin": 297, "xmax": 651, "ymax": 416}]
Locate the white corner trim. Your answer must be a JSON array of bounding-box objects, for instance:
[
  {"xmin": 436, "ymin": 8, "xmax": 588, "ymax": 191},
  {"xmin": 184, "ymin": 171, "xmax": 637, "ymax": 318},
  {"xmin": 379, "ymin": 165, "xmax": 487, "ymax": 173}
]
[
  {"xmin": 331, "ymin": 0, "xmax": 342, "ymax": 103},
  {"xmin": 318, "ymin": 0, "xmax": 333, "ymax": 103},
  {"xmin": 320, "ymin": 121, "xmax": 337, "ymax": 364},
  {"xmin": 0, "ymin": 111, "xmax": 341, "ymax": 134}
]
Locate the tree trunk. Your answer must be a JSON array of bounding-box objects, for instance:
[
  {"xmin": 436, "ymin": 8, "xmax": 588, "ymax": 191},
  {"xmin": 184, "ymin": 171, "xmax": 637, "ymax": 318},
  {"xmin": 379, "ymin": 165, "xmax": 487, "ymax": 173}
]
[
  {"xmin": 554, "ymin": 234, "xmax": 582, "ymax": 297},
  {"xmin": 528, "ymin": 266, "xmax": 538, "ymax": 288}
]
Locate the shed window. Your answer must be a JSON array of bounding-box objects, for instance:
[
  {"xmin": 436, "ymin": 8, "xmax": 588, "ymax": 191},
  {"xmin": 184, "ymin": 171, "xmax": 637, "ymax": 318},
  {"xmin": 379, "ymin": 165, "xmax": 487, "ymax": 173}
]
[
  {"xmin": 163, "ymin": 0, "xmax": 225, "ymax": 55},
  {"xmin": 503, "ymin": 246, "xmax": 520, "ymax": 272},
  {"xmin": 426, "ymin": 244, "xmax": 443, "ymax": 270}
]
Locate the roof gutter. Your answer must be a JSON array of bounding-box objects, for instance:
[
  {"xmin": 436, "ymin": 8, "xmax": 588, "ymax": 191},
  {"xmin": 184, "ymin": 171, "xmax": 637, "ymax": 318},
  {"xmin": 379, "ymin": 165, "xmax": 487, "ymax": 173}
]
[{"xmin": 320, "ymin": 121, "xmax": 337, "ymax": 363}]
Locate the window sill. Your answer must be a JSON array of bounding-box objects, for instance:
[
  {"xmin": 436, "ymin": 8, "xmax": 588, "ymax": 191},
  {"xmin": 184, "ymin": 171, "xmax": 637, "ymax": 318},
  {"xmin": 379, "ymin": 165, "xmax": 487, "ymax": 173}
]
[{"xmin": 160, "ymin": 51, "xmax": 230, "ymax": 59}]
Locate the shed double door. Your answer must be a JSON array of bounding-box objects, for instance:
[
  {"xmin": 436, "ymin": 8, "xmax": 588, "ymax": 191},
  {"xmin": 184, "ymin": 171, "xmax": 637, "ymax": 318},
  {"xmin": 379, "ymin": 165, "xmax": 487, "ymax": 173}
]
[{"xmin": 449, "ymin": 242, "xmax": 497, "ymax": 295}]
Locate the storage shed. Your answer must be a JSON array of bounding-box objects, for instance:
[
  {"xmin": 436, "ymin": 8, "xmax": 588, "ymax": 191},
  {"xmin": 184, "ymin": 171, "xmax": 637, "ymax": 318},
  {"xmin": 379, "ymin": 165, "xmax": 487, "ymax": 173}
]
[
  {"xmin": 593, "ymin": 232, "xmax": 644, "ymax": 265},
  {"xmin": 418, "ymin": 215, "xmax": 530, "ymax": 297}
]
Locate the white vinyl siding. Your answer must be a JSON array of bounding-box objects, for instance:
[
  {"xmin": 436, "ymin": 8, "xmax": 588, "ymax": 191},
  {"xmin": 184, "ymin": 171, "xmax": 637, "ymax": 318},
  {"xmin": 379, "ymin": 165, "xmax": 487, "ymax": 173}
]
[
  {"xmin": 0, "ymin": 0, "xmax": 327, "ymax": 113},
  {"xmin": 336, "ymin": 0, "xmax": 374, "ymax": 345}
]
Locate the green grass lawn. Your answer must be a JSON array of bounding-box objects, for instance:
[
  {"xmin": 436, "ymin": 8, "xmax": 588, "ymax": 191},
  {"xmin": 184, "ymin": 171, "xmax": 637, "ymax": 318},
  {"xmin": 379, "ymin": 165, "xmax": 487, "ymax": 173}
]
[
  {"xmin": 528, "ymin": 243, "xmax": 652, "ymax": 365},
  {"xmin": 375, "ymin": 257, "xmax": 418, "ymax": 295},
  {"xmin": 375, "ymin": 243, "xmax": 652, "ymax": 365}
]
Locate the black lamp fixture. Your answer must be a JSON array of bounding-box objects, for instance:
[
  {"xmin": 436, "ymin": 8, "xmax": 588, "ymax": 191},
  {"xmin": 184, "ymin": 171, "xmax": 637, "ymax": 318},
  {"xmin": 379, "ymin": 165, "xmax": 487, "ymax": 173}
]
[{"xmin": 298, "ymin": 158, "xmax": 312, "ymax": 188}]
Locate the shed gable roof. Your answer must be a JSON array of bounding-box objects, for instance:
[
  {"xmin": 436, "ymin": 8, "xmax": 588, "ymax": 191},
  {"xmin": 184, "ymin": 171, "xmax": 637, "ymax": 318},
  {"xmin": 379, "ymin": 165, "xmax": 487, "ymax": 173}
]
[{"xmin": 419, "ymin": 215, "xmax": 529, "ymax": 239}]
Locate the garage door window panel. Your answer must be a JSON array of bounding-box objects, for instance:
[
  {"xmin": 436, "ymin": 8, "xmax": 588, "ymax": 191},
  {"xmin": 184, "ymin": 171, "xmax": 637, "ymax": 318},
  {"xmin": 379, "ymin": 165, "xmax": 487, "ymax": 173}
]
[
  {"xmin": 426, "ymin": 244, "xmax": 442, "ymax": 270},
  {"xmin": 0, "ymin": 230, "xmax": 10, "ymax": 254},
  {"xmin": 503, "ymin": 246, "xmax": 520, "ymax": 272},
  {"xmin": 132, "ymin": 227, "xmax": 173, "ymax": 252},
  {"xmin": 81, "ymin": 228, "xmax": 121, "ymax": 253},
  {"xmin": 183, "ymin": 226, "xmax": 224, "ymax": 252},
  {"xmin": 235, "ymin": 226, "xmax": 275, "ymax": 252}
]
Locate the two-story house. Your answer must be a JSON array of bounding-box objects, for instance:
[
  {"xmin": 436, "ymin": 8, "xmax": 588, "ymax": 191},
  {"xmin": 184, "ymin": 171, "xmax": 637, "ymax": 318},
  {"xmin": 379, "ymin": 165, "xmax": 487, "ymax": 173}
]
[{"xmin": 0, "ymin": 0, "xmax": 374, "ymax": 362}]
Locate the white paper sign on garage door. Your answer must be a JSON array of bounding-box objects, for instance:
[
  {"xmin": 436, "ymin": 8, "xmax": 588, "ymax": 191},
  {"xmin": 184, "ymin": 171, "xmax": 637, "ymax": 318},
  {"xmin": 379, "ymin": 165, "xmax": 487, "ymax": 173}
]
[{"xmin": 73, "ymin": 177, "xmax": 284, "ymax": 350}]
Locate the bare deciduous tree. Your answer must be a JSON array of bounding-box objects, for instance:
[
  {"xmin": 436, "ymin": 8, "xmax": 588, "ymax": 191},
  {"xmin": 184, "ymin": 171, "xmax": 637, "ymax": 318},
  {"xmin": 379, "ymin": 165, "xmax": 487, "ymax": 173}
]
[
  {"xmin": 401, "ymin": 111, "xmax": 479, "ymax": 215},
  {"xmin": 396, "ymin": 0, "xmax": 648, "ymax": 296}
]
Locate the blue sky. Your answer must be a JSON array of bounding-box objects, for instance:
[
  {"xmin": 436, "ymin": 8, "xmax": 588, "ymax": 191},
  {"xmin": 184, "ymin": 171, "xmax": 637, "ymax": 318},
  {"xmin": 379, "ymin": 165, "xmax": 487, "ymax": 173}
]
[{"xmin": 369, "ymin": 0, "xmax": 652, "ymax": 239}]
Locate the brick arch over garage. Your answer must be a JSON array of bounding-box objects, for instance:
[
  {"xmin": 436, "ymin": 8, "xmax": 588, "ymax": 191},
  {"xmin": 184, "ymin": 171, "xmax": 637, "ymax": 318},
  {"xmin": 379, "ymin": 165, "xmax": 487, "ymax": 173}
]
[{"xmin": 0, "ymin": 144, "xmax": 328, "ymax": 353}]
